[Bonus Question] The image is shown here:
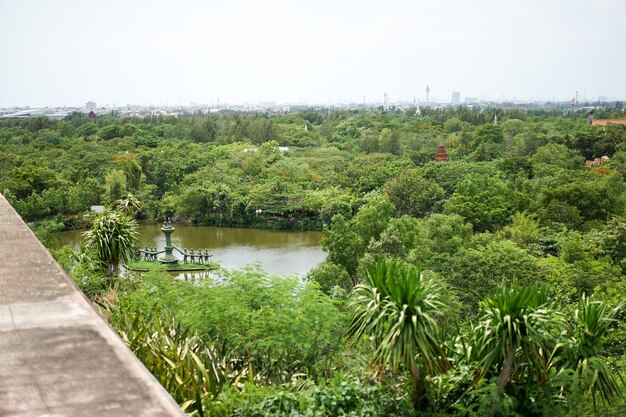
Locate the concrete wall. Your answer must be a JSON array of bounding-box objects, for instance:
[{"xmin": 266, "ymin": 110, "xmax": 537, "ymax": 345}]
[{"xmin": 0, "ymin": 193, "xmax": 185, "ymax": 417}]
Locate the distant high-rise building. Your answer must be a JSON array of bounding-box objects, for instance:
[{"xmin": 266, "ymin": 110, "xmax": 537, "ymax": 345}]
[
  {"xmin": 451, "ymin": 91, "xmax": 460, "ymax": 104},
  {"xmin": 85, "ymin": 101, "xmax": 96, "ymax": 111},
  {"xmin": 425, "ymin": 85, "xmax": 430, "ymax": 102}
]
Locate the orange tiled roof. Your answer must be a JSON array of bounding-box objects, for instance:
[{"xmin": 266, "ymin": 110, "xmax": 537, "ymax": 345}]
[{"xmin": 591, "ymin": 119, "xmax": 626, "ymax": 126}]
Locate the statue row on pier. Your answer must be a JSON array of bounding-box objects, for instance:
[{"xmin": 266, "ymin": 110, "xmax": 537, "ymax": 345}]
[
  {"xmin": 180, "ymin": 248, "xmax": 212, "ymax": 264},
  {"xmin": 136, "ymin": 247, "xmax": 161, "ymax": 261},
  {"xmin": 134, "ymin": 246, "xmax": 213, "ymax": 264}
]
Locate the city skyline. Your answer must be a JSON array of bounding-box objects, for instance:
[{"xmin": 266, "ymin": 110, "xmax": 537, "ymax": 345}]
[
  {"xmin": 1, "ymin": 0, "xmax": 625, "ymax": 108},
  {"xmin": 4, "ymin": 89, "xmax": 623, "ymax": 111}
]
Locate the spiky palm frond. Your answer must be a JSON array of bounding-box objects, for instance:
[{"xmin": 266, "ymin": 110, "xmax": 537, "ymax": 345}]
[
  {"xmin": 114, "ymin": 311, "xmax": 225, "ymax": 416},
  {"xmin": 114, "ymin": 193, "xmax": 143, "ymax": 217},
  {"xmin": 84, "ymin": 209, "xmax": 138, "ymax": 271},
  {"xmin": 346, "ymin": 259, "xmax": 448, "ymax": 387},
  {"xmin": 560, "ymin": 296, "xmax": 623, "ymax": 406},
  {"xmin": 473, "ymin": 282, "xmax": 563, "ymax": 389}
]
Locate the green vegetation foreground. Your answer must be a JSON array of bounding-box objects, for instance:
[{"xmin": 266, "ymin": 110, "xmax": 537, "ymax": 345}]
[{"xmin": 3, "ymin": 105, "xmax": 626, "ymax": 415}]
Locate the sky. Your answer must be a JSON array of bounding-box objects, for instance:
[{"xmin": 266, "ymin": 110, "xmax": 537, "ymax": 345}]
[{"xmin": 0, "ymin": 0, "xmax": 625, "ymax": 107}]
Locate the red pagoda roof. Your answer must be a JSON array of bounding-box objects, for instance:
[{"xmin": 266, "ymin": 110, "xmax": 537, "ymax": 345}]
[{"xmin": 435, "ymin": 144, "xmax": 449, "ymax": 162}]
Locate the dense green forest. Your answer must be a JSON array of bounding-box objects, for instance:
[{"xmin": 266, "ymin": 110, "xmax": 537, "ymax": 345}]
[{"xmin": 2, "ymin": 105, "xmax": 626, "ymax": 416}]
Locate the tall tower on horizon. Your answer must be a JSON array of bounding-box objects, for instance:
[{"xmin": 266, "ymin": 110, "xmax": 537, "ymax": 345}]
[
  {"xmin": 451, "ymin": 91, "xmax": 460, "ymax": 105},
  {"xmin": 425, "ymin": 85, "xmax": 430, "ymax": 102}
]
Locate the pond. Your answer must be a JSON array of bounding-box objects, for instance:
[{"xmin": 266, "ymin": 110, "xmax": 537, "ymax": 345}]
[{"xmin": 56, "ymin": 224, "xmax": 326, "ymax": 277}]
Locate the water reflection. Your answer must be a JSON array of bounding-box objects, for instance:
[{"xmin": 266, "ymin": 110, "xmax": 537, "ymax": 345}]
[{"xmin": 176, "ymin": 269, "xmax": 213, "ymax": 284}]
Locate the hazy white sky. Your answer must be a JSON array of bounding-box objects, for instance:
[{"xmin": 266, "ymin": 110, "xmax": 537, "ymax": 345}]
[{"xmin": 1, "ymin": 0, "xmax": 624, "ymax": 107}]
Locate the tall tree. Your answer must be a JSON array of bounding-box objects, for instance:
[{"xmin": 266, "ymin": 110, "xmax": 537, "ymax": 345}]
[
  {"xmin": 384, "ymin": 170, "xmax": 444, "ymax": 217},
  {"xmin": 444, "ymin": 174, "xmax": 523, "ymax": 232}
]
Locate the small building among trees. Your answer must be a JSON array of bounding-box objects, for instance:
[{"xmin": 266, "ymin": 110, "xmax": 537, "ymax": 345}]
[
  {"xmin": 585, "ymin": 155, "xmax": 610, "ymax": 167},
  {"xmin": 434, "ymin": 144, "xmax": 449, "ymax": 162}
]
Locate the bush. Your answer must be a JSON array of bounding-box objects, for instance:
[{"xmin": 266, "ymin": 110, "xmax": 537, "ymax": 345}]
[
  {"xmin": 205, "ymin": 375, "xmax": 413, "ymax": 417},
  {"xmin": 115, "ymin": 268, "xmax": 349, "ymax": 382},
  {"xmin": 307, "ymin": 261, "xmax": 353, "ymax": 294}
]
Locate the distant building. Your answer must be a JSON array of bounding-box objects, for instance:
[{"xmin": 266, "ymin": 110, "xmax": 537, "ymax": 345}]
[
  {"xmin": 86, "ymin": 101, "xmax": 96, "ymax": 111},
  {"xmin": 585, "ymin": 155, "xmax": 610, "ymax": 167},
  {"xmin": 464, "ymin": 97, "xmax": 479, "ymax": 104},
  {"xmin": 451, "ymin": 91, "xmax": 460, "ymax": 104},
  {"xmin": 434, "ymin": 144, "xmax": 449, "ymax": 162}
]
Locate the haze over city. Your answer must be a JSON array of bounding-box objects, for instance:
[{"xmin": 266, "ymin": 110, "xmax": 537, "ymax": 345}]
[{"xmin": 1, "ymin": 0, "xmax": 625, "ymax": 108}]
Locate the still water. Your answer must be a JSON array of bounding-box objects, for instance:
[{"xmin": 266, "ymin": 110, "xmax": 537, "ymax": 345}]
[{"xmin": 56, "ymin": 224, "xmax": 326, "ymax": 276}]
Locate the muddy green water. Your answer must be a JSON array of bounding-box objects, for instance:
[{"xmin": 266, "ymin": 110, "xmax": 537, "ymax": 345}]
[{"xmin": 56, "ymin": 224, "xmax": 326, "ymax": 277}]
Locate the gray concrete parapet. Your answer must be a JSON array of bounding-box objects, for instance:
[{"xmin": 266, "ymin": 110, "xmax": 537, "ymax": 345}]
[{"xmin": 0, "ymin": 193, "xmax": 185, "ymax": 417}]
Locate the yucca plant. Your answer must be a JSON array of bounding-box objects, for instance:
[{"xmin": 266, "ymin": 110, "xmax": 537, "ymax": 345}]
[
  {"xmin": 113, "ymin": 192, "xmax": 143, "ymax": 217},
  {"xmin": 114, "ymin": 311, "xmax": 225, "ymax": 416},
  {"xmin": 559, "ymin": 295, "xmax": 623, "ymax": 408},
  {"xmin": 346, "ymin": 259, "xmax": 448, "ymax": 407},
  {"xmin": 84, "ymin": 209, "xmax": 138, "ymax": 273},
  {"xmin": 473, "ymin": 282, "xmax": 563, "ymax": 392}
]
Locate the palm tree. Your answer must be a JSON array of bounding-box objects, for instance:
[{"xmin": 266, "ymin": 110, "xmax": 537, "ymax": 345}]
[
  {"xmin": 472, "ymin": 282, "xmax": 562, "ymax": 392},
  {"xmin": 346, "ymin": 259, "xmax": 449, "ymax": 406},
  {"xmin": 84, "ymin": 209, "xmax": 138, "ymax": 273},
  {"xmin": 113, "ymin": 193, "xmax": 143, "ymax": 217},
  {"xmin": 559, "ymin": 295, "xmax": 623, "ymax": 408}
]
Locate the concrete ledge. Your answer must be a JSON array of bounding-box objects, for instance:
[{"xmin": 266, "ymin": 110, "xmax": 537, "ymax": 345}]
[{"xmin": 0, "ymin": 193, "xmax": 185, "ymax": 417}]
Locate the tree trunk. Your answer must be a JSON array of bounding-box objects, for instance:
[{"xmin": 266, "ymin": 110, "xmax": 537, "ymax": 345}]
[
  {"xmin": 410, "ymin": 363, "xmax": 429, "ymax": 410},
  {"xmin": 497, "ymin": 345, "xmax": 515, "ymax": 392}
]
